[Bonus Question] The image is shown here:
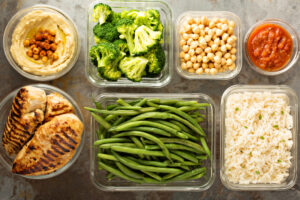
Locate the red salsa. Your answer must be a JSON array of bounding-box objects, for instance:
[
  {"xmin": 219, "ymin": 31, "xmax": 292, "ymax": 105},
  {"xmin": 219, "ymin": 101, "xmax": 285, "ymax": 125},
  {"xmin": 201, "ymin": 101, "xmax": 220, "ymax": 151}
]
[{"xmin": 247, "ymin": 24, "xmax": 293, "ymax": 71}]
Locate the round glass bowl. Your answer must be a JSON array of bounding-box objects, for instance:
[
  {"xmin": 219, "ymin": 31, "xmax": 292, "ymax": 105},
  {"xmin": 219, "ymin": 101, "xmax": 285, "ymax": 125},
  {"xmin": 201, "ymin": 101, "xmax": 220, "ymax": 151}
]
[
  {"xmin": 3, "ymin": 5, "xmax": 80, "ymax": 81},
  {"xmin": 244, "ymin": 19, "xmax": 299, "ymax": 76},
  {"xmin": 0, "ymin": 84, "xmax": 85, "ymax": 179}
]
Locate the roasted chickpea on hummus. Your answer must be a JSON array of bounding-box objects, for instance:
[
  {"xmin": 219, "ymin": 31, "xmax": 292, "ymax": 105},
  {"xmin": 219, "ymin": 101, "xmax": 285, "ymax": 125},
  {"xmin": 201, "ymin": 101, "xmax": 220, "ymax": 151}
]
[{"xmin": 10, "ymin": 10, "xmax": 76, "ymax": 76}]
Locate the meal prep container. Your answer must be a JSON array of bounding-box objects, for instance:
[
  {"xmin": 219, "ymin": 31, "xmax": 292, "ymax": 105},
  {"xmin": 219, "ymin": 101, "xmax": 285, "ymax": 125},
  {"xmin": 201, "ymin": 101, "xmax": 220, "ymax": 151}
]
[
  {"xmin": 3, "ymin": 5, "xmax": 80, "ymax": 81},
  {"xmin": 244, "ymin": 19, "xmax": 299, "ymax": 76},
  {"xmin": 175, "ymin": 11, "xmax": 242, "ymax": 80},
  {"xmin": 0, "ymin": 84, "xmax": 85, "ymax": 179},
  {"xmin": 86, "ymin": 0, "xmax": 173, "ymax": 88},
  {"xmin": 220, "ymin": 85, "xmax": 298, "ymax": 191},
  {"xmin": 90, "ymin": 93, "xmax": 216, "ymax": 191}
]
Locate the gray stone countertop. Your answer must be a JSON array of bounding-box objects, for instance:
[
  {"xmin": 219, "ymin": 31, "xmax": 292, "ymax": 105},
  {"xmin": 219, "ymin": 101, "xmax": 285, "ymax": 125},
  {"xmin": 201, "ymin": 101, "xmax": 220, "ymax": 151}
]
[{"xmin": 0, "ymin": 0, "xmax": 299, "ymax": 199}]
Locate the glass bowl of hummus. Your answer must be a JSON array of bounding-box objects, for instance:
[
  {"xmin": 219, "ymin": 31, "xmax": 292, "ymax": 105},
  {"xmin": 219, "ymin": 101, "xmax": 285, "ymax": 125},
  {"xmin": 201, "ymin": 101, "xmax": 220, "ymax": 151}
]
[{"xmin": 3, "ymin": 5, "xmax": 80, "ymax": 81}]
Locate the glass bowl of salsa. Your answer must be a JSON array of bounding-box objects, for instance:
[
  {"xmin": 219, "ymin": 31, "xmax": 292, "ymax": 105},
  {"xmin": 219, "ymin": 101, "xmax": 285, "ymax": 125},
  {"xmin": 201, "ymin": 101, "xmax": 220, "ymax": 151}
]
[{"xmin": 244, "ymin": 19, "xmax": 299, "ymax": 76}]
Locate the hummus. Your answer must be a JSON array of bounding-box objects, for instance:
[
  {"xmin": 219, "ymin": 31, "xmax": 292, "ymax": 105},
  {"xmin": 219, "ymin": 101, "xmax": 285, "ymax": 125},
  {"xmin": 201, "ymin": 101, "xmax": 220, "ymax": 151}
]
[{"xmin": 10, "ymin": 10, "xmax": 76, "ymax": 76}]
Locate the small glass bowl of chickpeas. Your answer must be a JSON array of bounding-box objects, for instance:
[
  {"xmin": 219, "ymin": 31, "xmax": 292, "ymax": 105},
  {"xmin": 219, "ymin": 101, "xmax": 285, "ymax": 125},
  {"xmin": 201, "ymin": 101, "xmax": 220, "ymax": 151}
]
[
  {"xmin": 176, "ymin": 11, "xmax": 242, "ymax": 80},
  {"xmin": 3, "ymin": 5, "xmax": 79, "ymax": 81}
]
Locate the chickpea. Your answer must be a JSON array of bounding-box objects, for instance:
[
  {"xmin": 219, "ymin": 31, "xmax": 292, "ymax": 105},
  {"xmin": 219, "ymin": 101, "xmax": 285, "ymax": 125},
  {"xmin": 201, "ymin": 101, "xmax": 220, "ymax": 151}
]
[
  {"xmin": 33, "ymin": 54, "xmax": 39, "ymax": 60},
  {"xmin": 193, "ymin": 26, "xmax": 200, "ymax": 34},
  {"xmin": 196, "ymin": 67, "xmax": 203, "ymax": 75},
  {"xmin": 191, "ymin": 56, "xmax": 197, "ymax": 63},
  {"xmin": 44, "ymin": 43, "xmax": 51, "ymax": 50},
  {"xmin": 188, "ymin": 68, "xmax": 195, "ymax": 73},
  {"xmin": 226, "ymin": 58, "xmax": 233, "ymax": 66},
  {"xmin": 23, "ymin": 39, "xmax": 30, "ymax": 47},
  {"xmin": 47, "ymin": 50, "xmax": 53, "ymax": 57},
  {"xmin": 42, "ymin": 56, "xmax": 48, "ymax": 63},
  {"xmin": 224, "ymin": 53, "xmax": 231, "ymax": 59},
  {"xmin": 231, "ymin": 35, "xmax": 237, "ymax": 41},
  {"xmin": 221, "ymin": 57, "xmax": 227, "ymax": 66},
  {"xmin": 180, "ymin": 51, "xmax": 185, "ymax": 58},
  {"xmin": 186, "ymin": 61, "xmax": 193, "ymax": 68},
  {"xmin": 231, "ymin": 54, "xmax": 237, "ymax": 61},
  {"xmin": 192, "ymin": 34, "xmax": 199, "ymax": 40},
  {"xmin": 201, "ymin": 16, "xmax": 209, "ymax": 25},
  {"xmin": 184, "ymin": 53, "xmax": 191, "ymax": 61},
  {"xmin": 180, "ymin": 39, "xmax": 186, "ymax": 46},
  {"xmin": 229, "ymin": 20, "xmax": 235, "ymax": 28},
  {"xmin": 35, "ymin": 33, "xmax": 42, "ymax": 41},
  {"xmin": 210, "ymin": 68, "xmax": 218, "ymax": 75},
  {"xmin": 182, "ymin": 33, "xmax": 189, "ymax": 40},
  {"xmin": 228, "ymin": 27, "xmax": 234, "ymax": 35},
  {"xmin": 182, "ymin": 45, "xmax": 189, "ymax": 52},
  {"xmin": 221, "ymin": 24, "xmax": 228, "ymax": 31},
  {"xmin": 214, "ymin": 38, "xmax": 221, "ymax": 45},
  {"xmin": 30, "ymin": 44, "xmax": 36, "ymax": 50},
  {"xmin": 53, "ymin": 52, "xmax": 59, "ymax": 61},
  {"xmin": 220, "ymin": 45, "xmax": 227, "ymax": 52},
  {"xmin": 220, "ymin": 18, "xmax": 228, "ymax": 24},
  {"xmin": 184, "ymin": 24, "xmax": 192, "ymax": 32},
  {"xmin": 196, "ymin": 55, "xmax": 203, "ymax": 62},
  {"xmin": 230, "ymin": 48, "xmax": 237, "ymax": 54},
  {"xmin": 49, "ymin": 30, "xmax": 56, "ymax": 36},
  {"xmin": 216, "ymin": 51, "xmax": 223, "ymax": 58},
  {"xmin": 229, "ymin": 63, "xmax": 236, "ymax": 70},
  {"xmin": 208, "ymin": 40, "xmax": 214, "ymax": 47},
  {"xmin": 216, "ymin": 29, "xmax": 223, "ymax": 36},
  {"xmin": 202, "ymin": 56, "xmax": 209, "ymax": 63},
  {"xmin": 211, "ymin": 44, "xmax": 218, "ymax": 51},
  {"xmin": 188, "ymin": 49, "xmax": 195, "ymax": 56},
  {"xmin": 204, "ymin": 35, "xmax": 212, "ymax": 42},
  {"xmin": 191, "ymin": 24, "xmax": 197, "ymax": 29},
  {"xmin": 222, "ymin": 33, "xmax": 229, "ymax": 41},
  {"xmin": 208, "ymin": 29, "xmax": 215, "ymax": 37},
  {"xmin": 227, "ymin": 37, "xmax": 234, "ymax": 44},
  {"xmin": 186, "ymin": 17, "xmax": 195, "ymax": 25},
  {"xmin": 42, "ymin": 33, "xmax": 49, "ymax": 40},
  {"xmin": 204, "ymin": 47, "xmax": 212, "ymax": 53},
  {"xmin": 202, "ymin": 63, "xmax": 208, "ymax": 69},
  {"xmin": 200, "ymin": 30, "xmax": 205, "ymax": 37},
  {"xmin": 198, "ymin": 24, "xmax": 205, "ymax": 30},
  {"xmin": 190, "ymin": 41, "xmax": 198, "ymax": 49},
  {"xmin": 216, "ymin": 23, "xmax": 222, "ymax": 29},
  {"xmin": 205, "ymin": 68, "xmax": 210, "ymax": 74},
  {"xmin": 208, "ymin": 62, "xmax": 214, "ymax": 69},
  {"xmin": 209, "ymin": 21, "xmax": 215, "ymax": 29},
  {"xmin": 195, "ymin": 47, "xmax": 202, "ymax": 54},
  {"xmin": 29, "ymin": 38, "xmax": 36, "ymax": 45},
  {"xmin": 26, "ymin": 50, "xmax": 33, "ymax": 57},
  {"xmin": 214, "ymin": 56, "xmax": 221, "ymax": 63},
  {"xmin": 195, "ymin": 17, "xmax": 201, "ymax": 25},
  {"xmin": 187, "ymin": 38, "xmax": 193, "ymax": 46},
  {"xmin": 204, "ymin": 27, "xmax": 210, "ymax": 33},
  {"xmin": 40, "ymin": 50, "xmax": 46, "ymax": 57},
  {"xmin": 207, "ymin": 52, "xmax": 214, "ymax": 60},
  {"xmin": 214, "ymin": 63, "xmax": 221, "ymax": 69},
  {"xmin": 33, "ymin": 47, "xmax": 40, "ymax": 55},
  {"xmin": 193, "ymin": 63, "xmax": 200, "ymax": 70},
  {"xmin": 181, "ymin": 62, "xmax": 188, "ymax": 70}
]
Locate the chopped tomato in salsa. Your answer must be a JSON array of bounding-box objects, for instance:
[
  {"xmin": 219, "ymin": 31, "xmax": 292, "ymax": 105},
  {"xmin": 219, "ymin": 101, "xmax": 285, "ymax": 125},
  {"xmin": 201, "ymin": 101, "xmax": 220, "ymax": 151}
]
[{"xmin": 247, "ymin": 24, "xmax": 293, "ymax": 71}]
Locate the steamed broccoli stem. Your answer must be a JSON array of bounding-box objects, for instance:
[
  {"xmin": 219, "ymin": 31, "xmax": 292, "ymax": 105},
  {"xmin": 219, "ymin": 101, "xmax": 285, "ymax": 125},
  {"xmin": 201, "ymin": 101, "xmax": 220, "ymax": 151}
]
[
  {"xmin": 133, "ymin": 25, "xmax": 162, "ymax": 55},
  {"xmin": 93, "ymin": 23, "xmax": 119, "ymax": 42},
  {"xmin": 92, "ymin": 3, "xmax": 112, "ymax": 24},
  {"xmin": 119, "ymin": 56, "xmax": 148, "ymax": 82}
]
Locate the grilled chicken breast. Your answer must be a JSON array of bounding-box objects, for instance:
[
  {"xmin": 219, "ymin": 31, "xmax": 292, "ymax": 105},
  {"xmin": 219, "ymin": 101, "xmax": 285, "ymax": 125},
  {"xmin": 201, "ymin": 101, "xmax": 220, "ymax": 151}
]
[
  {"xmin": 12, "ymin": 113, "xmax": 84, "ymax": 176},
  {"xmin": 44, "ymin": 92, "xmax": 75, "ymax": 122},
  {"xmin": 2, "ymin": 86, "xmax": 46, "ymax": 155}
]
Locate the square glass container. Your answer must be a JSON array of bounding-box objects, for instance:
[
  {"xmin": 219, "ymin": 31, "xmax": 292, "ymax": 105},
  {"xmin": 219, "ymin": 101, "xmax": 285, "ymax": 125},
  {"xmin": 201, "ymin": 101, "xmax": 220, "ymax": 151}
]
[
  {"xmin": 90, "ymin": 93, "xmax": 216, "ymax": 191},
  {"xmin": 86, "ymin": 0, "xmax": 173, "ymax": 87},
  {"xmin": 220, "ymin": 85, "xmax": 298, "ymax": 191},
  {"xmin": 175, "ymin": 11, "xmax": 242, "ymax": 80}
]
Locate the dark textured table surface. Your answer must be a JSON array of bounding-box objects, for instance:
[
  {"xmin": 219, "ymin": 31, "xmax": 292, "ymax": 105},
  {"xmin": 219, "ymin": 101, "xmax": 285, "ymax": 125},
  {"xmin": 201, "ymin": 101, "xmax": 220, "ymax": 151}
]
[{"xmin": 0, "ymin": 0, "xmax": 300, "ymax": 199}]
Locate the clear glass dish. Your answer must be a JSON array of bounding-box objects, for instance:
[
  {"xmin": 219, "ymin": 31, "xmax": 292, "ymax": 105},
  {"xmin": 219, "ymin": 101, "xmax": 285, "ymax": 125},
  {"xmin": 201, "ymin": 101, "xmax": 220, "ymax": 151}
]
[
  {"xmin": 90, "ymin": 93, "xmax": 216, "ymax": 191},
  {"xmin": 3, "ymin": 5, "xmax": 80, "ymax": 81},
  {"xmin": 0, "ymin": 84, "xmax": 85, "ymax": 179},
  {"xmin": 86, "ymin": 0, "xmax": 173, "ymax": 88},
  {"xmin": 244, "ymin": 19, "xmax": 299, "ymax": 76},
  {"xmin": 220, "ymin": 85, "xmax": 298, "ymax": 191},
  {"xmin": 175, "ymin": 11, "xmax": 242, "ymax": 80}
]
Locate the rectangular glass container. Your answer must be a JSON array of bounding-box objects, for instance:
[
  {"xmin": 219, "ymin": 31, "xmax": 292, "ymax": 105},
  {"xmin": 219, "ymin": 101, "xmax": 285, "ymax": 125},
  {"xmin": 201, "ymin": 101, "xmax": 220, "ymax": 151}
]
[
  {"xmin": 86, "ymin": 0, "xmax": 173, "ymax": 87},
  {"xmin": 175, "ymin": 11, "xmax": 242, "ymax": 80},
  {"xmin": 220, "ymin": 85, "xmax": 298, "ymax": 190},
  {"xmin": 90, "ymin": 93, "xmax": 216, "ymax": 191}
]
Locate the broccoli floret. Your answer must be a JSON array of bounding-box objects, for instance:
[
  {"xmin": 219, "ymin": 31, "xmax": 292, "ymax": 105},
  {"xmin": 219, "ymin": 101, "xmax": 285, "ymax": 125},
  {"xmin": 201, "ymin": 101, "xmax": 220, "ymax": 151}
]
[
  {"xmin": 94, "ymin": 35, "xmax": 108, "ymax": 44},
  {"xmin": 120, "ymin": 9, "xmax": 140, "ymax": 19},
  {"xmin": 99, "ymin": 52, "xmax": 124, "ymax": 81},
  {"xmin": 92, "ymin": 3, "xmax": 112, "ymax": 24},
  {"xmin": 113, "ymin": 39, "xmax": 129, "ymax": 54},
  {"xmin": 89, "ymin": 42, "xmax": 119, "ymax": 68},
  {"xmin": 145, "ymin": 45, "xmax": 165, "ymax": 75},
  {"xmin": 110, "ymin": 12, "xmax": 121, "ymax": 25},
  {"xmin": 144, "ymin": 9, "xmax": 161, "ymax": 30},
  {"xmin": 116, "ymin": 18, "xmax": 137, "ymax": 56},
  {"xmin": 93, "ymin": 23, "xmax": 119, "ymax": 42},
  {"xmin": 119, "ymin": 56, "xmax": 148, "ymax": 82},
  {"xmin": 133, "ymin": 25, "xmax": 162, "ymax": 55}
]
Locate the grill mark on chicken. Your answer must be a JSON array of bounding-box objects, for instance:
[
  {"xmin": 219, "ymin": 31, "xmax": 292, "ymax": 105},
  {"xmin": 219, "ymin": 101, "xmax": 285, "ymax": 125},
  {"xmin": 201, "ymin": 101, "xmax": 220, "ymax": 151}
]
[
  {"xmin": 43, "ymin": 153, "xmax": 54, "ymax": 162},
  {"xmin": 62, "ymin": 130, "xmax": 77, "ymax": 145},
  {"xmin": 47, "ymin": 150, "xmax": 58, "ymax": 158},
  {"xmin": 51, "ymin": 145, "xmax": 65, "ymax": 155},
  {"xmin": 55, "ymin": 134, "xmax": 75, "ymax": 150},
  {"xmin": 52, "ymin": 138, "xmax": 70, "ymax": 153}
]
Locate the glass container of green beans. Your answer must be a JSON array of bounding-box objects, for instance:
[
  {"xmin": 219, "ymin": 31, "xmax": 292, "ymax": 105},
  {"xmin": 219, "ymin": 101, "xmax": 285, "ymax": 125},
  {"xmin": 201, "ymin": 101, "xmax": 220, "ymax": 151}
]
[{"xmin": 88, "ymin": 93, "xmax": 216, "ymax": 191}]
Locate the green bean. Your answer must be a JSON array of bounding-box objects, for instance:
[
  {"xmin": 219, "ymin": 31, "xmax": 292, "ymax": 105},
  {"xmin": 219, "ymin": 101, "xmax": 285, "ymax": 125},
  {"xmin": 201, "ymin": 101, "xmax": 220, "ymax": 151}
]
[
  {"xmin": 115, "ymin": 106, "xmax": 142, "ymax": 110},
  {"xmin": 154, "ymin": 120, "xmax": 181, "ymax": 131},
  {"xmin": 94, "ymin": 138, "xmax": 130, "ymax": 146},
  {"xmin": 135, "ymin": 98, "xmax": 147, "ymax": 107},
  {"xmin": 112, "ymin": 116, "xmax": 127, "ymax": 126},
  {"xmin": 113, "ymin": 131, "xmax": 172, "ymax": 161},
  {"xmin": 159, "ymin": 138, "xmax": 205, "ymax": 154},
  {"xmin": 145, "ymin": 144, "xmax": 205, "ymax": 154},
  {"xmin": 158, "ymin": 105, "xmax": 205, "ymax": 136},
  {"xmin": 85, "ymin": 107, "xmax": 139, "ymax": 116},
  {"xmin": 195, "ymin": 117, "xmax": 204, "ymax": 123},
  {"xmin": 162, "ymin": 172, "xmax": 183, "ymax": 180},
  {"xmin": 97, "ymin": 153, "xmax": 117, "ymax": 161},
  {"xmin": 127, "ymin": 157, "xmax": 169, "ymax": 167},
  {"xmin": 98, "ymin": 161, "xmax": 143, "ymax": 183},
  {"xmin": 110, "ymin": 146, "xmax": 184, "ymax": 162},
  {"xmin": 165, "ymin": 167, "xmax": 206, "ymax": 182},
  {"xmin": 197, "ymin": 155, "xmax": 208, "ymax": 160},
  {"xmin": 112, "ymin": 151, "xmax": 183, "ymax": 174},
  {"xmin": 187, "ymin": 172, "xmax": 206, "ymax": 180},
  {"xmin": 175, "ymin": 101, "xmax": 198, "ymax": 106},
  {"xmin": 109, "ymin": 121, "xmax": 188, "ymax": 139},
  {"xmin": 115, "ymin": 162, "xmax": 144, "ymax": 179},
  {"xmin": 200, "ymin": 137, "xmax": 211, "ymax": 158},
  {"xmin": 106, "ymin": 172, "xmax": 115, "ymax": 181},
  {"xmin": 105, "ymin": 114, "xmax": 118, "ymax": 122},
  {"xmin": 127, "ymin": 127, "xmax": 171, "ymax": 137},
  {"xmin": 130, "ymin": 136, "xmax": 145, "ymax": 159},
  {"xmin": 99, "ymin": 143, "xmax": 136, "ymax": 149},
  {"xmin": 139, "ymin": 107, "xmax": 157, "ymax": 113},
  {"xmin": 116, "ymin": 98, "xmax": 130, "ymax": 106},
  {"xmin": 171, "ymin": 150, "xmax": 198, "ymax": 163},
  {"xmin": 94, "ymin": 101, "xmax": 103, "ymax": 109},
  {"xmin": 91, "ymin": 113, "xmax": 111, "ymax": 130},
  {"xmin": 142, "ymin": 171, "xmax": 162, "ymax": 181},
  {"xmin": 106, "ymin": 104, "xmax": 118, "ymax": 110},
  {"xmin": 146, "ymin": 101, "xmax": 159, "ymax": 108},
  {"xmin": 169, "ymin": 120, "xmax": 190, "ymax": 133}
]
